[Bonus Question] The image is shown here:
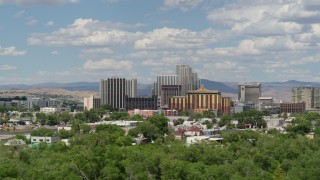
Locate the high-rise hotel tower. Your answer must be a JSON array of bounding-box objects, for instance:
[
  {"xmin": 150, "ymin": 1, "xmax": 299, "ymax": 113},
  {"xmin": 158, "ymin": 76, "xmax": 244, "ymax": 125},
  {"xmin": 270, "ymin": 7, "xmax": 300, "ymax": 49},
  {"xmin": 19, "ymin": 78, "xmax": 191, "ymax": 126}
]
[
  {"xmin": 100, "ymin": 77, "xmax": 137, "ymax": 109},
  {"xmin": 176, "ymin": 64, "xmax": 200, "ymax": 96}
]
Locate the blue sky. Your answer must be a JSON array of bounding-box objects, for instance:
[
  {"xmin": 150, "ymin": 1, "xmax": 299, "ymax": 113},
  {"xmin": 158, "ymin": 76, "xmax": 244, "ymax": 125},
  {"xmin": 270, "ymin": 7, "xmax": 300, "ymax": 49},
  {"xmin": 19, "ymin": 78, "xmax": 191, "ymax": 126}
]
[{"xmin": 1, "ymin": 0, "xmax": 320, "ymax": 84}]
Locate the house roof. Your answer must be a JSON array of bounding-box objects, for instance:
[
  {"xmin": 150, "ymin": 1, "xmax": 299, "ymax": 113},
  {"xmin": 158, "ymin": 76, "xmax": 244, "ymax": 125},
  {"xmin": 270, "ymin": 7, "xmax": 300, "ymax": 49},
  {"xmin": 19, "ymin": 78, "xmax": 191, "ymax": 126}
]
[
  {"xmin": 188, "ymin": 126, "xmax": 201, "ymax": 132},
  {"xmin": 4, "ymin": 139, "xmax": 26, "ymax": 146}
]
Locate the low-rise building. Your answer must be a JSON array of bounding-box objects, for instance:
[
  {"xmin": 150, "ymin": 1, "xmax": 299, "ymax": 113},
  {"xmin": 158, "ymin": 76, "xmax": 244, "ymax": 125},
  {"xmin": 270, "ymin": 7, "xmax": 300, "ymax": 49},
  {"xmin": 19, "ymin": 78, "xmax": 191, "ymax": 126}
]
[
  {"xmin": 40, "ymin": 107, "xmax": 60, "ymax": 114},
  {"xmin": 280, "ymin": 102, "xmax": 306, "ymax": 114},
  {"xmin": 31, "ymin": 136, "xmax": 60, "ymax": 144}
]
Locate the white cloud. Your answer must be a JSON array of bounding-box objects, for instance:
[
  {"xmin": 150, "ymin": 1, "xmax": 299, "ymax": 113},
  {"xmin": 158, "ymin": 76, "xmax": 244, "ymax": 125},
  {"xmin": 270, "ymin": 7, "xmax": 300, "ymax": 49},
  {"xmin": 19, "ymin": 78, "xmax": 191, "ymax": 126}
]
[
  {"xmin": 252, "ymin": 36, "xmax": 306, "ymax": 51},
  {"xmin": 26, "ymin": 18, "xmax": 38, "ymax": 26},
  {"xmin": 28, "ymin": 18, "xmax": 141, "ymax": 47},
  {"xmin": 83, "ymin": 59, "xmax": 133, "ymax": 71},
  {"xmin": 80, "ymin": 47, "xmax": 113, "ymax": 58},
  {"xmin": 134, "ymin": 27, "xmax": 217, "ymax": 49},
  {"xmin": 207, "ymin": 0, "xmax": 319, "ymax": 36},
  {"xmin": 0, "ymin": 0, "xmax": 79, "ymax": 6},
  {"xmin": 0, "ymin": 46, "xmax": 26, "ymax": 56},
  {"xmin": 162, "ymin": 0, "xmax": 203, "ymax": 11},
  {"xmin": 299, "ymin": 24, "xmax": 320, "ymax": 43},
  {"xmin": 28, "ymin": 19, "xmax": 218, "ymax": 51},
  {"xmin": 51, "ymin": 51, "xmax": 59, "ymax": 55},
  {"xmin": 0, "ymin": 65, "xmax": 17, "ymax": 71},
  {"xmin": 14, "ymin": 10, "xmax": 26, "ymax": 18},
  {"xmin": 46, "ymin": 21, "xmax": 54, "ymax": 26}
]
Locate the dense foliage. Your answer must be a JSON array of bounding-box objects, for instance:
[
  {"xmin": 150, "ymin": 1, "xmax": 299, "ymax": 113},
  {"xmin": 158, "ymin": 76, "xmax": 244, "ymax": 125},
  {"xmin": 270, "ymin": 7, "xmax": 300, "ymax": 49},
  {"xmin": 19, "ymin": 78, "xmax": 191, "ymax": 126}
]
[
  {"xmin": 1, "ymin": 128, "xmax": 320, "ymax": 179},
  {"xmin": 285, "ymin": 112, "xmax": 320, "ymax": 135},
  {"xmin": 2, "ymin": 111, "xmax": 320, "ymax": 179}
]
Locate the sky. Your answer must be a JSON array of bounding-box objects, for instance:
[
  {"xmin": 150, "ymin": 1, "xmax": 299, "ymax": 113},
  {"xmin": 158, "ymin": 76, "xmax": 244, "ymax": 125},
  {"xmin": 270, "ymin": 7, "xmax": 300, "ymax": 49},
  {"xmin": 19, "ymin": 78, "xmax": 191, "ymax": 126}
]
[{"xmin": 1, "ymin": 0, "xmax": 320, "ymax": 85}]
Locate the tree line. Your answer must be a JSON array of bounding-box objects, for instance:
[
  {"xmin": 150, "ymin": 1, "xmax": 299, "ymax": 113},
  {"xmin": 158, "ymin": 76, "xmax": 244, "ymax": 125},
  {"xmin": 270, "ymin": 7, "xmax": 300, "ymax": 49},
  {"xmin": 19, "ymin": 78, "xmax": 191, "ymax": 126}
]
[{"xmin": 1, "ymin": 112, "xmax": 320, "ymax": 179}]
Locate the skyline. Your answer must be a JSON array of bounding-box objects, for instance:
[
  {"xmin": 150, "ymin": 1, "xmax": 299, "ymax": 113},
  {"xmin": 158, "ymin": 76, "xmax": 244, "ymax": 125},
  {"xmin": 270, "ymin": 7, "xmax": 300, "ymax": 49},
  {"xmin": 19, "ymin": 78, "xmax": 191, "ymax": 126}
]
[{"xmin": 1, "ymin": 0, "xmax": 320, "ymax": 84}]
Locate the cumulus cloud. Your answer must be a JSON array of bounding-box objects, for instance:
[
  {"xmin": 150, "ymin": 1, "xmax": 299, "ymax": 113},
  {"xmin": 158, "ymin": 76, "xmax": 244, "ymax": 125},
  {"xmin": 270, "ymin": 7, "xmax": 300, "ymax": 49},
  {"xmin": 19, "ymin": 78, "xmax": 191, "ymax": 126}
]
[
  {"xmin": 46, "ymin": 21, "xmax": 54, "ymax": 26},
  {"xmin": 0, "ymin": 46, "xmax": 26, "ymax": 56},
  {"xmin": 28, "ymin": 18, "xmax": 141, "ymax": 47},
  {"xmin": 26, "ymin": 18, "xmax": 38, "ymax": 26},
  {"xmin": 0, "ymin": 65, "xmax": 17, "ymax": 71},
  {"xmin": 207, "ymin": 0, "xmax": 319, "ymax": 36},
  {"xmin": 162, "ymin": 0, "xmax": 203, "ymax": 11},
  {"xmin": 134, "ymin": 27, "xmax": 217, "ymax": 49},
  {"xmin": 28, "ymin": 19, "xmax": 217, "ymax": 50},
  {"xmin": 14, "ymin": 10, "xmax": 26, "ymax": 18},
  {"xmin": 83, "ymin": 59, "xmax": 133, "ymax": 71},
  {"xmin": 80, "ymin": 47, "xmax": 113, "ymax": 58},
  {"xmin": 51, "ymin": 51, "xmax": 59, "ymax": 55},
  {"xmin": 0, "ymin": 0, "xmax": 79, "ymax": 6}
]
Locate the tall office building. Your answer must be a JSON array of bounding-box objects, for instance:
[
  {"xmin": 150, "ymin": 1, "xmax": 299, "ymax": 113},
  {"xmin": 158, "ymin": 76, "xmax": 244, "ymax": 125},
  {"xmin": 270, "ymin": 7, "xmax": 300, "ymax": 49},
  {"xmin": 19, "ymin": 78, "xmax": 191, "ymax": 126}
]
[
  {"xmin": 292, "ymin": 87, "xmax": 320, "ymax": 110},
  {"xmin": 152, "ymin": 75, "xmax": 179, "ymax": 107},
  {"xmin": 176, "ymin": 64, "xmax": 200, "ymax": 96},
  {"xmin": 100, "ymin": 77, "xmax": 126, "ymax": 109},
  {"xmin": 153, "ymin": 75, "xmax": 179, "ymax": 96},
  {"xmin": 238, "ymin": 82, "xmax": 261, "ymax": 108},
  {"xmin": 160, "ymin": 85, "xmax": 182, "ymax": 107},
  {"xmin": 126, "ymin": 78, "xmax": 137, "ymax": 98},
  {"xmin": 100, "ymin": 77, "xmax": 137, "ymax": 109}
]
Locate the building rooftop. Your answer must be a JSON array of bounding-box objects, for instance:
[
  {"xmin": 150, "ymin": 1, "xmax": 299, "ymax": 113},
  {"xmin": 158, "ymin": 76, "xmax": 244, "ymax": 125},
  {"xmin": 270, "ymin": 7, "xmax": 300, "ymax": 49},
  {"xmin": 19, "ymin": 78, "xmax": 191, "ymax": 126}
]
[{"xmin": 187, "ymin": 85, "xmax": 220, "ymax": 94}]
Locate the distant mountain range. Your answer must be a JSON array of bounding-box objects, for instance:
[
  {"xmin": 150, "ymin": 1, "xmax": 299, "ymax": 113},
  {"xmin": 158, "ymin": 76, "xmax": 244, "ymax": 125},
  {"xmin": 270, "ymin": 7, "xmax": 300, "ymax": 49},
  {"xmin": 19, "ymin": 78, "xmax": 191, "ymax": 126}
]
[{"xmin": 1, "ymin": 79, "xmax": 320, "ymax": 102}]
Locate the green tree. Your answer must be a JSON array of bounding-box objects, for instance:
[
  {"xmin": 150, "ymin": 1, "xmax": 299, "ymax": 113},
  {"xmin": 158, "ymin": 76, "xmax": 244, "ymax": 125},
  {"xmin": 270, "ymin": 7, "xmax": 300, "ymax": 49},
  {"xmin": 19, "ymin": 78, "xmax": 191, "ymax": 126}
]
[
  {"xmin": 273, "ymin": 163, "xmax": 285, "ymax": 180},
  {"xmin": 96, "ymin": 124, "xmax": 124, "ymax": 135},
  {"xmin": 179, "ymin": 111, "xmax": 189, "ymax": 116},
  {"xmin": 60, "ymin": 112, "xmax": 72, "ymax": 125},
  {"xmin": 36, "ymin": 112, "xmax": 47, "ymax": 125},
  {"xmin": 31, "ymin": 127, "xmax": 54, "ymax": 136},
  {"xmin": 109, "ymin": 111, "xmax": 130, "ymax": 120},
  {"xmin": 148, "ymin": 115, "xmax": 169, "ymax": 136},
  {"xmin": 58, "ymin": 129, "xmax": 72, "ymax": 139},
  {"xmin": 130, "ymin": 114, "xmax": 142, "ymax": 121},
  {"xmin": 33, "ymin": 105, "xmax": 40, "ymax": 111},
  {"xmin": 173, "ymin": 118, "xmax": 184, "ymax": 126},
  {"xmin": 192, "ymin": 113, "xmax": 203, "ymax": 121},
  {"xmin": 15, "ymin": 134, "xmax": 29, "ymax": 144},
  {"xmin": 203, "ymin": 111, "xmax": 216, "ymax": 119},
  {"xmin": 46, "ymin": 114, "xmax": 58, "ymax": 125},
  {"xmin": 81, "ymin": 124, "xmax": 92, "ymax": 134}
]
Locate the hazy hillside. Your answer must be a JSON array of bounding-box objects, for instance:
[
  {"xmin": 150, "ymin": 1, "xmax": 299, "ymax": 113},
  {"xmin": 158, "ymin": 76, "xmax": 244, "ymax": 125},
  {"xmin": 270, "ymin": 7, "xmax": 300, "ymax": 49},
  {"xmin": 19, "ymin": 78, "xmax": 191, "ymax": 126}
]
[{"xmin": 201, "ymin": 79, "xmax": 237, "ymax": 93}]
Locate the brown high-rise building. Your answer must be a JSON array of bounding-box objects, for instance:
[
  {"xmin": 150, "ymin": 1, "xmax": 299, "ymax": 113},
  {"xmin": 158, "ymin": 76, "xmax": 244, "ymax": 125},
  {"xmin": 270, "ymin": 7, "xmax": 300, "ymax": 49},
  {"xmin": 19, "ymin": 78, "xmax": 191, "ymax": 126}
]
[
  {"xmin": 187, "ymin": 85, "xmax": 223, "ymax": 116},
  {"xmin": 222, "ymin": 97, "xmax": 231, "ymax": 115},
  {"xmin": 168, "ymin": 85, "xmax": 231, "ymax": 116},
  {"xmin": 161, "ymin": 85, "xmax": 182, "ymax": 107},
  {"xmin": 168, "ymin": 96, "xmax": 187, "ymax": 112}
]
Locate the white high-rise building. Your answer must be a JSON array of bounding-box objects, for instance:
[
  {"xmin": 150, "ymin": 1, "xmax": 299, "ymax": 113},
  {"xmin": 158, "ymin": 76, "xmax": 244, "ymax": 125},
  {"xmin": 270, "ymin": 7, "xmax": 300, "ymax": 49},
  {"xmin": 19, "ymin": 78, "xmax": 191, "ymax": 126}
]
[
  {"xmin": 176, "ymin": 64, "xmax": 200, "ymax": 96},
  {"xmin": 153, "ymin": 75, "xmax": 179, "ymax": 96},
  {"xmin": 100, "ymin": 77, "xmax": 137, "ymax": 109},
  {"xmin": 152, "ymin": 75, "xmax": 179, "ymax": 107},
  {"xmin": 292, "ymin": 87, "xmax": 320, "ymax": 110},
  {"xmin": 238, "ymin": 82, "xmax": 261, "ymax": 108},
  {"xmin": 126, "ymin": 78, "xmax": 137, "ymax": 98}
]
